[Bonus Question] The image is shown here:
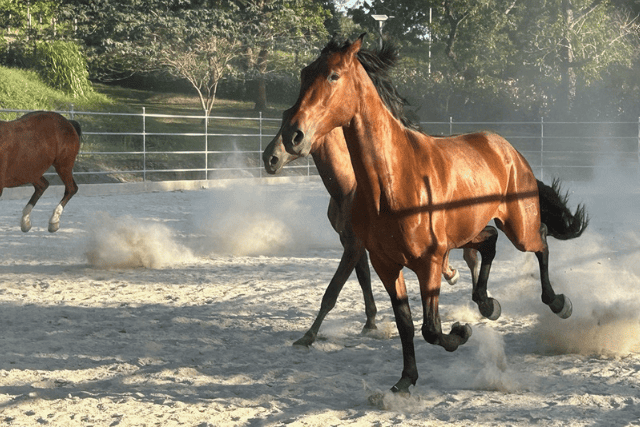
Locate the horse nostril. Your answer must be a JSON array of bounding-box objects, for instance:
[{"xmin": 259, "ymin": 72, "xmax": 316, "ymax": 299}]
[
  {"xmin": 269, "ymin": 155, "xmax": 279, "ymax": 166},
  {"xmin": 293, "ymin": 130, "xmax": 305, "ymax": 146}
]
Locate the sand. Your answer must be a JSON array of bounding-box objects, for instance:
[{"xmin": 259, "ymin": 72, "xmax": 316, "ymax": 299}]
[{"xmin": 0, "ymin": 176, "xmax": 639, "ymax": 426}]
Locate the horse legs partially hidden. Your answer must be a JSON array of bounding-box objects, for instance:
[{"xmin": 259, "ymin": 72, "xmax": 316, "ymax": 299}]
[
  {"xmin": 21, "ymin": 177, "xmax": 50, "ymax": 232},
  {"xmin": 293, "ymin": 235, "xmax": 376, "ymax": 347},
  {"xmin": 536, "ymin": 224, "xmax": 572, "ymax": 318},
  {"xmin": 48, "ymin": 164, "xmax": 78, "ymax": 233},
  {"xmin": 464, "ymin": 226, "xmax": 502, "ymax": 320}
]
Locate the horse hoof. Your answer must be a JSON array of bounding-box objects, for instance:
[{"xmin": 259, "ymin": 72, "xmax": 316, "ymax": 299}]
[
  {"xmin": 390, "ymin": 377, "xmax": 414, "ymax": 395},
  {"xmin": 451, "ymin": 322, "xmax": 472, "ymax": 343},
  {"xmin": 446, "ymin": 268, "xmax": 459, "ymax": 286},
  {"xmin": 552, "ymin": 294, "xmax": 572, "ymax": 319},
  {"xmin": 293, "ymin": 334, "xmax": 314, "ymax": 347},
  {"xmin": 362, "ymin": 323, "xmax": 378, "ymax": 336},
  {"xmin": 21, "ymin": 220, "xmax": 32, "ymax": 233},
  {"xmin": 479, "ymin": 298, "xmax": 501, "ymax": 321},
  {"xmin": 48, "ymin": 222, "xmax": 60, "ymax": 233}
]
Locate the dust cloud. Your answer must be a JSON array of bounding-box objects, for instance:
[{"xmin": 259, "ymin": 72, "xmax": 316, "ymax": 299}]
[{"xmin": 85, "ymin": 212, "xmax": 194, "ymax": 269}]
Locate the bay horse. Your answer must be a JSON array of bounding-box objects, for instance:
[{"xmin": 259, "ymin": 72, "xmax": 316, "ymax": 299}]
[
  {"xmin": 0, "ymin": 111, "xmax": 81, "ymax": 232},
  {"xmin": 263, "ymin": 109, "xmax": 500, "ymax": 347},
  {"xmin": 278, "ymin": 35, "xmax": 588, "ymax": 393}
]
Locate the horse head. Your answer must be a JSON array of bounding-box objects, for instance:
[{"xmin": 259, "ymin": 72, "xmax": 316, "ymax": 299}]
[{"xmin": 281, "ymin": 34, "xmax": 366, "ymax": 157}]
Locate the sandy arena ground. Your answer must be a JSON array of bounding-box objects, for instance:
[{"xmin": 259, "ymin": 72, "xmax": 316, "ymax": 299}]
[{"xmin": 0, "ymin": 173, "xmax": 639, "ymax": 426}]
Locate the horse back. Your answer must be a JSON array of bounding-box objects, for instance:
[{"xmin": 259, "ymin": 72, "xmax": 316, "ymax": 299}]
[
  {"xmin": 0, "ymin": 111, "xmax": 80, "ymax": 188},
  {"xmin": 422, "ymin": 131, "xmax": 540, "ymax": 247}
]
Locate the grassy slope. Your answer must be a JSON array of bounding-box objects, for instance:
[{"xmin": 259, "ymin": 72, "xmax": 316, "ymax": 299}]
[
  {"xmin": 1, "ymin": 65, "xmax": 288, "ymax": 118},
  {"xmin": 0, "ymin": 66, "xmax": 112, "ymax": 114}
]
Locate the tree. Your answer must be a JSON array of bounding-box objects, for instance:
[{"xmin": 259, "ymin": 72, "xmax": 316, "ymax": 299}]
[
  {"xmin": 351, "ymin": 0, "xmax": 640, "ymax": 120},
  {"xmin": 238, "ymin": 0, "xmax": 330, "ymax": 110},
  {"xmin": 513, "ymin": 0, "xmax": 639, "ymax": 117},
  {"xmin": 148, "ymin": 8, "xmax": 243, "ymax": 114},
  {"xmin": 61, "ymin": 0, "xmax": 330, "ymax": 111}
]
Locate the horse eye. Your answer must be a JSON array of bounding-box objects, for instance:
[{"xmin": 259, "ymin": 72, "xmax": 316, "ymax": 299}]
[{"xmin": 329, "ymin": 73, "xmax": 340, "ymax": 82}]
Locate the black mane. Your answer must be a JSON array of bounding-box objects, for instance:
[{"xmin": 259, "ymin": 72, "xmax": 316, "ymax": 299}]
[{"xmin": 321, "ymin": 35, "xmax": 421, "ymax": 131}]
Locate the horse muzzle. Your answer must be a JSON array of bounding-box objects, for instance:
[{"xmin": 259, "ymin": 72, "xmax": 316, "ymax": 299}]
[
  {"xmin": 282, "ymin": 122, "xmax": 312, "ymax": 157},
  {"xmin": 263, "ymin": 141, "xmax": 295, "ymax": 175}
]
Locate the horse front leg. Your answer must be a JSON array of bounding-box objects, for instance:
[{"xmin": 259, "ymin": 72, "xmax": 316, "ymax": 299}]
[
  {"xmin": 293, "ymin": 236, "xmax": 370, "ymax": 347},
  {"xmin": 420, "ymin": 258, "xmax": 472, "ymax": 352},
  {"xmin": 369, "ymin": 253, "xmax": 417, "ymax": 394},
  {"xmin": 21, "ymin": 177, "xmax": 49, "ymax": 232},
  {"xmin": 442, "ymin": 250, "xmax": 460, "ymax": 285},
  {"xmin": 536, "ymin": 224, "xmax": 573, "ymax": 319}
]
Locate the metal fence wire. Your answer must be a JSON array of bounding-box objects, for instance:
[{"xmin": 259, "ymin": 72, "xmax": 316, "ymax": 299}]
[{"xmin": 2, "ymin": 107, "xmax": 639, "ymax": 185}]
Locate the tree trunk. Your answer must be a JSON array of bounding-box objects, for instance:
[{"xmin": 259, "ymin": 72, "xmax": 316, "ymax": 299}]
[
  {"xmin": 254, "ymin": 47, "xmax": 269, "ymax": 111},
  {"xmin": 559, "ymin": 0, "xmax": 577, "ymax": 118}
]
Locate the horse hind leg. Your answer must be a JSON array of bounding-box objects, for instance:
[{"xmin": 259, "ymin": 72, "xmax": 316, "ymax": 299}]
[
  {"xmin": 536, "ymin": 224, "xmax": 573, "ymax": 319},
  {"xmin": 21, "ymin": 177, "xmax": 49, "ymax": 232},
  {"xmin": 49, "ymin": 165, "xmax": 78, "ymax": 233}
]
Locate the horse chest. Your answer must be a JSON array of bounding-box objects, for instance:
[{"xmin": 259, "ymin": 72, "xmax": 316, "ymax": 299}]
[{"xmin": 354, "ymin": 204, "xmax": 440, "ymax": 262}]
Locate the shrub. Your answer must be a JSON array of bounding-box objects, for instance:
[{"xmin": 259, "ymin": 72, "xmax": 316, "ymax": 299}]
[{"xmin": 35, "ymin": 40, "xmax": 92, "ymax": 98}]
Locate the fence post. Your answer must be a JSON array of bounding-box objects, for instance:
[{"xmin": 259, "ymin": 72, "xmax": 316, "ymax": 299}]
[
  {"xmin": 69, "ymin": 104, "xmax": 75, "ymax": 120},
  {"xmin": 449, "ymin": 116, "xmax": 453, "ymax": 135},
  {"xmin": 142, "ymin": 107, "xmax": 146, "ymax": 182},
  {"xmin": 540, "ymin": 117, "xmax": 544, "ymax": 182},
  {"xmin": 204, "ymin": 111, "xmax": 209, "ymax": 180},
  {"xmin": 259, "ymin": 112, "xmax": 263, "ymax": 178}
]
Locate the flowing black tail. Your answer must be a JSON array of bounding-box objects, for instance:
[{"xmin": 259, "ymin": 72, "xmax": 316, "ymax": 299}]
[
  {"xmin": 69, "ymin": 120, "xmax": 82, "ymax": 138},
  {"xmin": 537, "ymin": 178, "xmax": 589, "ymax": 240}
]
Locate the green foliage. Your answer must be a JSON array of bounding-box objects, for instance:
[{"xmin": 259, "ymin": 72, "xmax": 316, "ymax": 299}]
[
  {"xmin": 352, "ymin": 0, "xmax": 640, "ymax": 120},
  {"xmin": 34, "ymin": 41, "xmax": 93, "ymax": 98},
  {"xmin": 2, "ymin": 0, "xmax": 633, "ymax": 120}
]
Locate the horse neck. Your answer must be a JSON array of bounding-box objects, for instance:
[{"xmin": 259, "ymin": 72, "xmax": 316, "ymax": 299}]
[
  {"xmin": 311, "ymin": 130, "xmax": 357, "ymax": 202},
  {"xmin": 342, "ymin": 86, "xmax": 418, "ymax": 199}
]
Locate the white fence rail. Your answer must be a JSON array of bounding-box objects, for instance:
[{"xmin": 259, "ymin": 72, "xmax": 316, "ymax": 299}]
[{"xmin": 2, "ymin": 108, "xmax": 639, "ymax": 184}]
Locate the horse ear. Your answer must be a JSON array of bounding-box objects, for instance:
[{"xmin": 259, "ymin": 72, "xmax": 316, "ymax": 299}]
[{"xmin": 347, "ymin": 33, "xmax": 366, "ymax": 58}]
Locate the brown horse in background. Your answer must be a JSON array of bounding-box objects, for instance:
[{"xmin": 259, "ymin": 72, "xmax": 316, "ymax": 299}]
[
  {"xmin": 278, "ymin": 35, "xmax": 588, "ymax": 393},
  {"xmin": 263, "ymin": 113, "xmax": 499, "ymax": 347},
  {"xmin": 0, "ymin": 111, "xmax": 81, "ymax": 232}
]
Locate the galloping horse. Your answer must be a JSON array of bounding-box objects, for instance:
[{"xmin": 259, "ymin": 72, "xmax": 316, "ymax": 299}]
[
  {"xmin": 278, "ymin": 35, "xmax": 588, "ymax": 393},
  {"xmin": 0, "ymin": 111, "xmax": 81, "ymax": 232},
  {"xmin": 263, "ymin": 106, "xmax": 499, "ymax": 347}
]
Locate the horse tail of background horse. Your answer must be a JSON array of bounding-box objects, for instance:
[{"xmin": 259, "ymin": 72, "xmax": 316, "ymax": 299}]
[
  {"xmin": 537, "ymin": 178, "xmax": 589, "ymax": 240},
  {"xmin": 69, "ymin": 119, "xmax": 82, "ymax": 138}
]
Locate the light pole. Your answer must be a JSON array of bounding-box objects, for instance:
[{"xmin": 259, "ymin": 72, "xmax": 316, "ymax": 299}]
[{"xmin": 371, "ymin": 14, "xmax": 393, "ymax": 49}]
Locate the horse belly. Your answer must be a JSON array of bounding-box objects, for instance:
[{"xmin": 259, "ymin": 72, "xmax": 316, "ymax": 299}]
[{"xmin": 3, "ymin": 143, "xmax": 54, "ymax": 188}]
